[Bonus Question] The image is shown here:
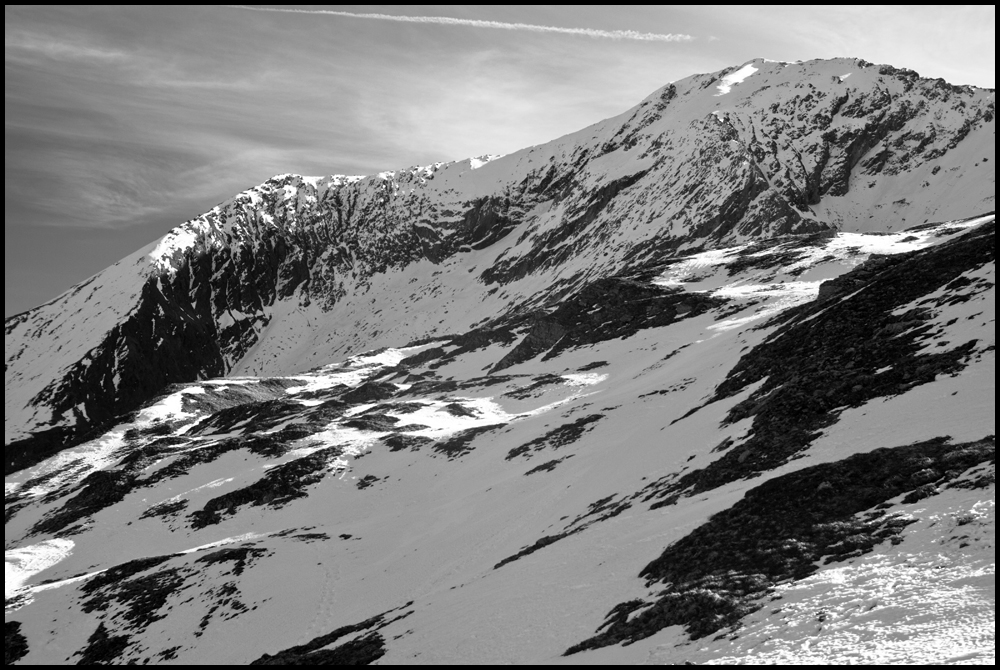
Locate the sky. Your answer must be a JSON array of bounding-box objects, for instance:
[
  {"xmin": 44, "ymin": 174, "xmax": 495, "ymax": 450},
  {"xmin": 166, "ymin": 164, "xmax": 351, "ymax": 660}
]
[{"xmin": 4, "ymin": 5, "xmax": 996, "ymax": 317}]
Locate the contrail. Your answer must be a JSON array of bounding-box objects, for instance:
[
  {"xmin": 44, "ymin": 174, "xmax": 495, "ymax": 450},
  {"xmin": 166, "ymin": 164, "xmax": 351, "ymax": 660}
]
[{"xmin": 225, "ymin": 6, "xmax": 695, "ymax": 42}]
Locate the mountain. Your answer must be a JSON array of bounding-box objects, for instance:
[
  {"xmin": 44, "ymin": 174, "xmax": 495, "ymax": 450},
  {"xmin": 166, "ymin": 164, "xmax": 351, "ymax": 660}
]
[
  {"xmin": 4, "ymin": 58, "xmax": 996, "ymax": 664},
  {"xmin": 5, "ymin": 57, "xmax": 994, "ymax": 474}
]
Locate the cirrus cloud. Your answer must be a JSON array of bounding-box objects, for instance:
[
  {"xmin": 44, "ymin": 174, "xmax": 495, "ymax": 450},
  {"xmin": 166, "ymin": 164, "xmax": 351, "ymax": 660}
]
[{"xmin": 224, "ymin": 5, "xmax": 696, "ymax": 42}]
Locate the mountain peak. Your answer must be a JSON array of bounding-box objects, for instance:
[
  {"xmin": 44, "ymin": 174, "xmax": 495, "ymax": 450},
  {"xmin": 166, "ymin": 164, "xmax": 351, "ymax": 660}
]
[{"xmin": 4, "ymin": 55, "xmax": 995, "ymax": 664}]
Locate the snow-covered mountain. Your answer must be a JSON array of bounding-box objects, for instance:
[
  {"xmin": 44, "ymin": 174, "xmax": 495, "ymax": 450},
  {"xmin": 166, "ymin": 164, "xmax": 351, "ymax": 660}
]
[
  {"xmin": 4, "ymin": 58, "xmax": 996, "ymax": 664},
  {"xmin": 5, "ymin": 57, "xmax": 994, "ymax": 474}
]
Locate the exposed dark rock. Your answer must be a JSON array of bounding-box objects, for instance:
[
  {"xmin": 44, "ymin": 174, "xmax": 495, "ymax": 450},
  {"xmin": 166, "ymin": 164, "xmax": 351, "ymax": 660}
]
[
  {"xmin": 341, "ymin": 382, "xmax": 399, "ymax": 404},
  {"xmin": 188, "ymin": 398, "xmax": 306, "ymax": 436},
  {"xmin": 383, "ymin": 434, "xmax": 434, "ymax": 452},
  {"xmin": 481, "ymin": 170, "xmax": 650, "ymax": 284},
  {"xmin": 6, "ymin": 426, "xmax": 97, "ymax": 477},
  {"xmin": 495, "ymin": 493, "xmax": 632, "ymax": 569},
  {"xmin": 343, "ymin": 413, "xmax": 400, "ymax": 432},
  {"xmin": 506, "ymin": 415, "xmax": 604, "ymax": 460},
  {"xmin": 524, "ymin": 456, "xmax": 574, "ymax": 476},
  {"xmin": 75, "ymin": 623, "xmax": 131, "ymax": 665},
  {"xmin": 502, "ymin": 374, "xmax": 565, "ymax": 400},
  {"xmin": 189, "ymin": 447, "xmax": 341, "ymax": 528},
  {"xmin": 494, "ymin": 532, "xmax": 578, "ymax": 570},
  {"xmin": 31, "ymin": 469, "xmax": 138, "ymax": 536},
  {"xmin": 158, "ymin": 646, "xmax": 181, "ymax": 661},
  {"xmin": 5, "ymin": 622, "xmax": 29, "ymax": 665},
  {"xmin": 359, "ymin": 402, "xmax": 424, "ymax": 415},
  {"xmin": 196, "ymin": 547, "xmax": 269, "ymax": 576},
  {"xmin": 724, "ymin": 232, "xmax": 836, "ymax": 276},
  {"xmin": 568, "ymin": 435, "xmax": 994, "ymax": 653},
  {"xmin": 493, "ymin": 279, "xmax": 724, "ymax": 371},
  {"xmin": 442, "ymin": 402, "xmax": 478, "ymax": 417},
  {"xmin": 650, "ymin": 222, "xmax": 994, "ymax": 503},
  {"xmin": 79, "ymin": 554, "xmax": 174, "ymax": 592},
  {"xmin": 398, "ymin": 346, "xmax": 447, "ymax": 368},
  {"xmin": 138, "ymin": 498, "xmax": 188, "ymax": 520},
  {"xmin": 433, "ymin": 425, "xmax": 505, "ymax": 459},
  {"xmin": 250, "ymin": 604, "xmax": 413, "ymax": 665},
  {"xmin": 81, "ymin": 564, "xmax": 186, "ymax": 630}
]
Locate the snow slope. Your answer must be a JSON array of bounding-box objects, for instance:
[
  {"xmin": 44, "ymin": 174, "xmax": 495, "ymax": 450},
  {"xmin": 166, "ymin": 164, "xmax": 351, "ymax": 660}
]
[{"xmin": 5, "ymin": 214, "xmax": 993, "ymax": 665}]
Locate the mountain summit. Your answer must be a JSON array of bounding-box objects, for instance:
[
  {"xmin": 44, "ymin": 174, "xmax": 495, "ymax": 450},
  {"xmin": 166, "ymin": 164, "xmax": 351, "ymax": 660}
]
[{"xmin": 4, "ymin": 58, "xmax": 996, "ymax": 664}]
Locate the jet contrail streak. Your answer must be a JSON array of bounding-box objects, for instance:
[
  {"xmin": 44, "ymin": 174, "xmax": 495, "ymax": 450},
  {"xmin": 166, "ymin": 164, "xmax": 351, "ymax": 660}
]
[{"xmin": 225, "ymin": 6, "xmax": 695, "ymax": 42}]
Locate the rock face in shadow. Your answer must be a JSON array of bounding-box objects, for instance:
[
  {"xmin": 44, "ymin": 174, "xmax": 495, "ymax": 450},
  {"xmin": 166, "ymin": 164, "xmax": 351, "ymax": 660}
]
[
  {"xmin": 493, "ymin": 279, "xmax": 724, "ymax": 371},
  {"xmin": 250, "ymin": 604, "xmax": 413, "ymax": 665},
  {"xmin": 5, "ymin": 622, "xmax": 29, "ymax": 665}
]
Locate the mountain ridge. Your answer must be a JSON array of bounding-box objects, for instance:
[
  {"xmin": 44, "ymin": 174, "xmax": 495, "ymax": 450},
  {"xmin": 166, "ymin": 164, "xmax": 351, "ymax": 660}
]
[
  {"xmin": 6, "ymin": 57, "xmax": 994, "ymax": 474},
  {"xmin": 3, "ymin": 58, "xmax": 995, "ymax": 663}
]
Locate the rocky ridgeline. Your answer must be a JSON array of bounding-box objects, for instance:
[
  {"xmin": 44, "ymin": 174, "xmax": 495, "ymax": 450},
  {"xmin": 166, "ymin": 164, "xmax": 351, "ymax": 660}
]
[{"xmin": 5, "ymin": 58, "xmax": 995, "ymax": 473}]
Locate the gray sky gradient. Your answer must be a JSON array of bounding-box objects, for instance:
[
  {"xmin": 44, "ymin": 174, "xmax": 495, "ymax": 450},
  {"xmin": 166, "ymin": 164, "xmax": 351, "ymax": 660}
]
[{"xmin": 5, "ymin": 5, "xmax": 995, "ymax": 316}]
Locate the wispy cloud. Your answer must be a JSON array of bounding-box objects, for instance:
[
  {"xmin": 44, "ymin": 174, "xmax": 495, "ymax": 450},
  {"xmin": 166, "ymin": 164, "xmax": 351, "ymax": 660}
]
[
  {"xmin": 225, "ymin": 5, "xmax": 695, "ymax": 42},
  {"xmin": 4, "ymin": 30, "xmax": 128, "ymax": 63}
]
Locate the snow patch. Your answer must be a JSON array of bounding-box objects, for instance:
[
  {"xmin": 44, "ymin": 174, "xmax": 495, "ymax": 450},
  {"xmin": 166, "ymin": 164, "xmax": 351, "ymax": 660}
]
[
  {"xmin": 5, "ymin": 539, "xmax": 75, "ymax": 600},
  {"xmin": 148, "ymin": 219, "xmax": 219, "ymax": 274},
  {"xmin": 138, "ymin": 386, "xmax": 205, "ymax": 423},
  {"xmin": 561, "ymin": 373, "xmax": 609, "ymax": 387},
  {"xmin": 652, "ymin": 216, "xmax": 996, "ymax": 333},
  {"xmin": 469, "ymin": 154, "xmax": 503, "ymax": 170},
  {"xmin": 709, "ymin": 281, "xmax": 823, "ymax": 331},
  {"xmin": 284, "ymin": 346, "xmax": 429, "ymax": 395},
  {"xmin": 716, "ymin": 63, "xmax": 759, "ymax": 96},
  {"xmin": 181, "ymin": 532, "xmax": 270, "ymax": 555},
  {"xmin": 301, "ymin": 175, "xmax": 323, "ymax": 189}
]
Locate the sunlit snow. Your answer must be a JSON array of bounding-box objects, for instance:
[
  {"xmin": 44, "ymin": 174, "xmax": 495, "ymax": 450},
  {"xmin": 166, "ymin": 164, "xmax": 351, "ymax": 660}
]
[
  {"xmin": 716, "ymin": 63, "xmax": 759, "ymax": 96},
  {"xmin": 5, "ymin": 538, "xmax": 74, "ymax": 600},
  {"xmin": 469, "ymin": 154, "xmax": 503, "ymax": 170},
  {"xmin": 284, "ymin": 346, "xmax": 428, "ymax": 395},
  {"xmin": 685, "ymin": 495, "xmax": 996, "ymax": 666},
  {"xmin": 652, "ymin": 215, "xmax": 995, "ymax": 331},
  {"xmin": 561, "ymin": 373, "xmax": 609, "ymax": 386}
]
